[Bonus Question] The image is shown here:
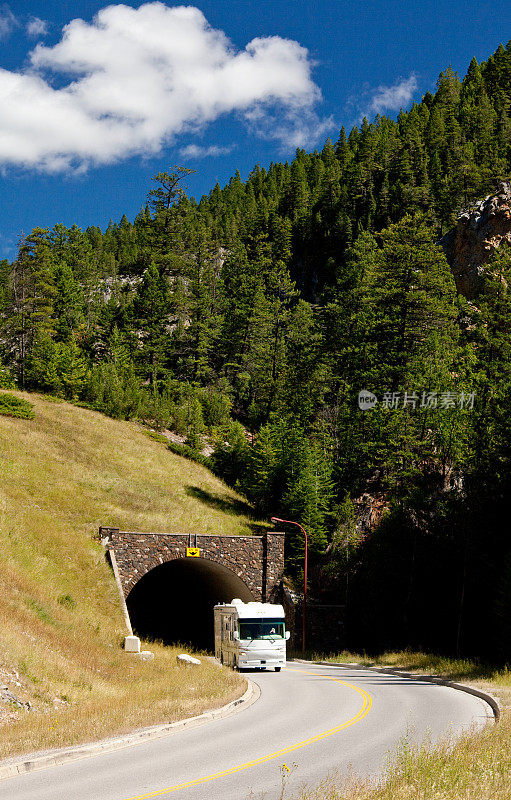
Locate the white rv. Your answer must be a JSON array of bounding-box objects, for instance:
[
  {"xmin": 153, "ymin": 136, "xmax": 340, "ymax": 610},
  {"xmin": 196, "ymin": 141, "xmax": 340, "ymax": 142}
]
[{"xmin": 214, "ymin": 599, "xmax": 290, "ymax": 671}]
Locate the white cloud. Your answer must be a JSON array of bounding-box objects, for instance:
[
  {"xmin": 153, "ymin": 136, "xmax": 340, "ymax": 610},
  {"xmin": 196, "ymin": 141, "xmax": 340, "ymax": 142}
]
[
  {"xmin": 26, "ymin": 16, "xmax": 48, "ymax": 37},
  {"xmin": 367, "ymin": 74, "xmax": 418, "ymax": 116},
  {"xmin": 179, "ymin": 144, "xmax": 235, "ymax": 159},
  {"xmin": 0, "ymin": 3, "xmax": 327, "ymax": 172},
  {"xmin": 245, "ymin": 104, "xmax": 335, "ymax": 150},
  {"xmin": 0, "ymin": 4, "xmax": 17, "ymax": 38}
]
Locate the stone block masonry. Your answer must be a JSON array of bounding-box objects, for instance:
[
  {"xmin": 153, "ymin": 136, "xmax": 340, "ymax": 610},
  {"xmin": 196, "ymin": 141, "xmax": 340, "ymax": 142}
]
[{"xmin": 99, "ymin": 527, "xmax": 285, "ymax": 602}]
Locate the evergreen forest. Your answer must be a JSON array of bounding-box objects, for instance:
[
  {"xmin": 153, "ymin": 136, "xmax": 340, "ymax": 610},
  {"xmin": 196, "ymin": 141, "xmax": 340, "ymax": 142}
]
[{"xmin": 1, "ymin": 43, "xmax": 511, "ymax": 660}]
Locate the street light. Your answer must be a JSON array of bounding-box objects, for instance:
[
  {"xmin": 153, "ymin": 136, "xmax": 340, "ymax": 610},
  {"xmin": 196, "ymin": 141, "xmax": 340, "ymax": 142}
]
[{"xmin": 271, "ymin": 516, "xmax": 308, "ymax": 654}]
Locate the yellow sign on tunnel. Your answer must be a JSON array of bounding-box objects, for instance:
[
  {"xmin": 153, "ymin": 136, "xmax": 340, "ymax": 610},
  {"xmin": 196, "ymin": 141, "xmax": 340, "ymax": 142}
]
[{"xmin": 186, "ymin": 547, "xmax": 200, "ymax": 557}]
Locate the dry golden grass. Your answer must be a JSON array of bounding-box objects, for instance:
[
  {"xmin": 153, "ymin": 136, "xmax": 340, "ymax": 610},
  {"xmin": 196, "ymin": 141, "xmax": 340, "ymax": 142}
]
[
  {"xmin": 293, "ymin": 715, "xmax": 511, "ymax": 800},
  {"xmin": 292, "ymin": 650, "xmax": 511, "ymax": 800},
  {"xmin": 0, "ymin": 645, "xmax": 242, "ymax": 759},
  {"xmin": 0, "ymin": 390, "xmax": 250, "ymax": 757}
]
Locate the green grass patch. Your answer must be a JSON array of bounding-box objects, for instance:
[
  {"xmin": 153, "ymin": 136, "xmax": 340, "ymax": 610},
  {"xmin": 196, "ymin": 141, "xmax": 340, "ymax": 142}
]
[
  {"xmin": 57, "ymin": 594, "xmax": 76, "ymax": 610},
  {"xmin": 143, "ymin": 430, "xmax": 170, "ymax": 445},
  {"xmin": 25, "ymin": 599, "xmax": 59, "ymax": 627},
  {"xmin": 0, "ymin": 392, "xmax": 35, "ymax": 419}
]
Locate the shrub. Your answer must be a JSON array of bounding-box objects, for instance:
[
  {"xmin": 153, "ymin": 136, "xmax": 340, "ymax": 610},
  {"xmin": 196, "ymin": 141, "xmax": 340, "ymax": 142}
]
[
  {"xmin": 167, "ymin": 441, "xmax": 212, "ymax": 468},
  {"xmin": 200, "ymin": 388, "xmax": 232, "ymax": 429},
  {"xmin": 137, "ymin": 393, "xmax": 170, "ymax": 430},
  {"xmin": 0, "ymin": 393, "xmax": 35, "ymax": 420}
]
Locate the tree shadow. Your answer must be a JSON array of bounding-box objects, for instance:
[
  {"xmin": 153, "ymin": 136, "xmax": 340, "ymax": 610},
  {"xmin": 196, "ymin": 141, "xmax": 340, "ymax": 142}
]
[{"xmin": 185, "ymin": 486, "xmax": 268, "ymax": 534}]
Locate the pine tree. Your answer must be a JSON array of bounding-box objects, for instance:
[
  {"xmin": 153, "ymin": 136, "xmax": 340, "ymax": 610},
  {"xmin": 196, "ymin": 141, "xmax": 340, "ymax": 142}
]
[
  {"xmin": 370, "ymin": 213, "xmax": 458, "ymax": 391},
  {"xmin": 133, "ymin": 263, "xmax": 172, "ymax": 390},
  {"xmin": 57, "ymin": 339, "xmax": 87, "ymax": 400},
  {"xmin": 53, "ymin": 262, "xmax": 83, "ymax": 342},
  {"xmin": 3, "ymin": 234, "xmax": 37, "ymax": 387},
  {"xmin": 25, "ymin": 330, "xmax": 61, "ymax": 394},
  {"xmin": 182, "ymin": 224, "xmax": 223, "ymax": 382},
  {"xmin": 148, "ymin": 167, "xmax": 196, "ymax": 230},
  {"xmin": 247, "ymin": 423, "xmax": 278, "ymax": 513},
  {"xmin": 280, "ymin": 421, "xmax": 333, "ymax": 559}
]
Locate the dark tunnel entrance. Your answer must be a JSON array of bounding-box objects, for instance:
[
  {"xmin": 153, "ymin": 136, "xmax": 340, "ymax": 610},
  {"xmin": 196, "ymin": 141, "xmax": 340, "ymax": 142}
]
[{"xmin": 126, "ymin": 558, "xmax": 255, "ymax": 651}]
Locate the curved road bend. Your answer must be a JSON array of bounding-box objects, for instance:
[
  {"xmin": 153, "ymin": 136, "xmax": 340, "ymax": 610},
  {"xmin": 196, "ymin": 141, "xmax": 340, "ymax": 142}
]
[{"xmin": 0, "ymin": 664, "xmax": 491, "ymax": 800}]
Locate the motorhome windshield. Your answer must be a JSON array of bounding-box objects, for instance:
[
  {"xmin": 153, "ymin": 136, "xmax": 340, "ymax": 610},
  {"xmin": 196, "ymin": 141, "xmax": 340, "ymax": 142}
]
[{"xmin": 239, "ymin": 619, "xmax": 285, "ymax": 640}]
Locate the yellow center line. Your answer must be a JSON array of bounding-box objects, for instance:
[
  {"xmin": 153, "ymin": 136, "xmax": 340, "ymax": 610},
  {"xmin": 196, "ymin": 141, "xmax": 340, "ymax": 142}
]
[{"xmin": 122, "ymin": 668, "xmax": 372, "ymax": 800}]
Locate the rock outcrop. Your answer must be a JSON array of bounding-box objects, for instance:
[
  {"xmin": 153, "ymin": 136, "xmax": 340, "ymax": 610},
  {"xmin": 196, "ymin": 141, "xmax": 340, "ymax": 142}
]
[
  {"xmin": 440, "ymin": 180, "xmax": 511, "ymax": 298},
  {"xmin": 354, "ymin": 490, "xmax": 389, "ymax": 536}
]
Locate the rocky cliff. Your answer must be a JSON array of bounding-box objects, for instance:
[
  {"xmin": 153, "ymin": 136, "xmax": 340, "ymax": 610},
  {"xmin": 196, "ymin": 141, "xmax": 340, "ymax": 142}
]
[{"xmin": 441, "ymin": 180, "xmax": 511, "ymax": 298}]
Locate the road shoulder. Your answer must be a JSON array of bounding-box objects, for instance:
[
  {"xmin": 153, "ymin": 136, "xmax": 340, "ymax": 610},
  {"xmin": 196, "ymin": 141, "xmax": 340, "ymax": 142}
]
[{"xmin": 0, "ymin": 678, "xmax": 260, "ymax": 781}]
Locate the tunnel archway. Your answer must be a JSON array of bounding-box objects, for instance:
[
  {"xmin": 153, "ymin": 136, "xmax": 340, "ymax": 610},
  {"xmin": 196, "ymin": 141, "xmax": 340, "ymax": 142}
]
[{"xmin": 126, "ymin": 557, "xmax": 255, "ymax": 651}]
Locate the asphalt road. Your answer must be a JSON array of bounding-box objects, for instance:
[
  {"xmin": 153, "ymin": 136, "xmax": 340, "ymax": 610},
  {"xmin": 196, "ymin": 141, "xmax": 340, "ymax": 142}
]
[{"xmin": 1, "ymin": 663, "xmax": 492, "ymax": 800}]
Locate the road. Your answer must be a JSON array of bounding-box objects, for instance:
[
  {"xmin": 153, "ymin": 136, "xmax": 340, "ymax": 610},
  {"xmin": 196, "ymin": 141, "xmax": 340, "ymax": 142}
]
[{"xmin": 1, "ymin": 663, "xmax": 492, "ymax": 800}]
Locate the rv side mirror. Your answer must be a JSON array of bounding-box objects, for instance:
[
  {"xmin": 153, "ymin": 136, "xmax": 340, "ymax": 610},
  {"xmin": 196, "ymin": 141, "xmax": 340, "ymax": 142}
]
[
  {"xmin": 233, "ymin": 631, "xmax": 239, "ymax": 640},
  {"xmin": 285, "ymin": 631, "xmax": 290, "ymax": 640}
]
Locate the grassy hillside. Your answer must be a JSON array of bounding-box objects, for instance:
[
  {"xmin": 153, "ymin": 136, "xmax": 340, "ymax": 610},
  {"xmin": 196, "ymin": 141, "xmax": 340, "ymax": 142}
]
[{"xmin": 0, "ymin": 390, "xmax": 253, "ymax": 757}]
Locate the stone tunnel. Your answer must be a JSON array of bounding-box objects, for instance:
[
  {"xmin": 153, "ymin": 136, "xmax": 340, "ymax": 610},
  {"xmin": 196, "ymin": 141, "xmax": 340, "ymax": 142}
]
[{"xmin": 99, "ymin": 527, "xmax": 285, "ymax": 650}]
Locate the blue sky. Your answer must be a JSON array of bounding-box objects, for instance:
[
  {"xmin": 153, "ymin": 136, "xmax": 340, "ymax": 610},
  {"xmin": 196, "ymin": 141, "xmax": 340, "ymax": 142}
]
[{"xmin": 0, "ymin": 0, "xmax": 510, "ymax": 259}]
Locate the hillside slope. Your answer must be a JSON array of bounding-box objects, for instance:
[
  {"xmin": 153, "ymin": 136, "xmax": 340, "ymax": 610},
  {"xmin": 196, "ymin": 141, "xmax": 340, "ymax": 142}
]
[{"xmin": 0, "ymin": 391, "xmax": 250, "ymax": 757}]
